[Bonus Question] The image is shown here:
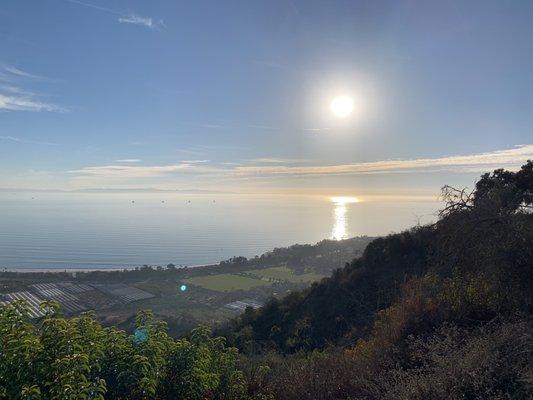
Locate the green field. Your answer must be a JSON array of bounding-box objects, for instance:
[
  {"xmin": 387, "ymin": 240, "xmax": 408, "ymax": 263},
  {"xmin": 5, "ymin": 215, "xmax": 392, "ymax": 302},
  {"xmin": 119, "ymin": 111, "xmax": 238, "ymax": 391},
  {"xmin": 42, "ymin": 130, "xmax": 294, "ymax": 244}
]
[
  {"xmin": 246, "ymin": 266, "xmax": 324, "ymax": 283},
  {"xmin": 185, "ymin": 273, "xmax": 271, "ymax": 292}
]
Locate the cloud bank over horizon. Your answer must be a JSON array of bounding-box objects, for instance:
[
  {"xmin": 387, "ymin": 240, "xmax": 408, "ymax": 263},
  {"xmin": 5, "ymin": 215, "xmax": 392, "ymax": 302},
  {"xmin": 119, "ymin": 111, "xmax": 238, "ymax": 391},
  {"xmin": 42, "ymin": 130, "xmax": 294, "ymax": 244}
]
[{"xmin": 2, "ymin": 145, "xmax": 527, "ymax": 193}]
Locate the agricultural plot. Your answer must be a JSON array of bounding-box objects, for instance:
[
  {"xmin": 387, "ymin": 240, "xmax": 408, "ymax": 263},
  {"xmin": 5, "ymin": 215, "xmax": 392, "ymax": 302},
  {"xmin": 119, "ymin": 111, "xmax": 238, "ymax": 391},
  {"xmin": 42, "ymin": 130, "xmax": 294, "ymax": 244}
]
[
  {"xmin": 92, "ymin": 284, "xmax": 155, "ymax": 303},
  {"xmin": 57, "ymin": 282, "xmax": 94, "ymax": 294},
  {"xmin": 246, "ymin": 266, "xmax": 324, "ymax": 283},
  {"xmin": 185, "ymin": 274, "xmax": 271, "ymax": 292},
  {"xmin": 225, "ymin": 299, "xmax": 263, "ymax": 312},
  {"xmin": 29, "ymin": 283, "xmax": 86, "ymax": 313},
  {"xmin": 0, "ymin": 291, "xmax": 47, "ymax": 318}
]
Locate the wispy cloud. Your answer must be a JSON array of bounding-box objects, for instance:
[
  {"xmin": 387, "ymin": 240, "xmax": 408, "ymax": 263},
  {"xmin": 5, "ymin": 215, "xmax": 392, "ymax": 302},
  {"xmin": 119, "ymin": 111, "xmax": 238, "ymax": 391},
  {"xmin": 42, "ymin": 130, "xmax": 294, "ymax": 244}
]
[
  {"xmin": 181, "ymin": 159, "xmax": 210, "ymax": 164},
  {"xmin": 118, "ymin": 14, "xmax": 164, "ymax": 29},
  {"xmin": 0, "ymin": 94, "xmax": 65, "ymax": 112},
  {"xmin": 3, "ymin": 66, "xmax": 53, "ymax": 81},
  {"xmin": 0, "ymin": 66, "xmax": 66, "ymax": 112},
  {"xmin": 249, "ymin": 157, "xmax": 308, "ymax": 164},
  {"xmin": 69, "ymin": 164, "xmax": 190, "ymax": 178},
  {"xmin": 0, "ymin": 135, "xmax": 58, "ymax": 146},
  {"xmin": 66, "ymin": 0, "xmax": 164, "ymax": 30},
  {"xmin": 115, "ymin": 159, "xmax": 141, "ymax": 163},
  {"xmin": 303, "ymin": 127, "xmax": 331, "ymax": 133},
  {"xmin": 66, "ymin": 146, "xmax": 533, "ymax": 187},
  {"xmin": 235, "ymin": 145, "xmax": 533, "ymax": 176},
  {"xmin": 68, "ymin": 163, "xmax": 220, "ymax": 180}
]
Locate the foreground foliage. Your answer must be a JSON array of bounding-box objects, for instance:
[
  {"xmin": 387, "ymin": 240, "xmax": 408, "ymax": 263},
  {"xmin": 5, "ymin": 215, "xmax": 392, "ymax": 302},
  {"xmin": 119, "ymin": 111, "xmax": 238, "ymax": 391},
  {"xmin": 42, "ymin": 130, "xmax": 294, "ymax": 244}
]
[{"xmin": 0, "ymin": 305, "xmax": 247, "ymax": 400}]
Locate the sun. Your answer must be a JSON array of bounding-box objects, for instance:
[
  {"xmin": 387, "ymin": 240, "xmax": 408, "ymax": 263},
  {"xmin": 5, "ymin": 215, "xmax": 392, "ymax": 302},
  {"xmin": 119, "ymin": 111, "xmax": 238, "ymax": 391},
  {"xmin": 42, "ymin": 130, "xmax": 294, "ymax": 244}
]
[{"xmin": 330, "ymin": 95, "xmax": 354, "ymax": 118}]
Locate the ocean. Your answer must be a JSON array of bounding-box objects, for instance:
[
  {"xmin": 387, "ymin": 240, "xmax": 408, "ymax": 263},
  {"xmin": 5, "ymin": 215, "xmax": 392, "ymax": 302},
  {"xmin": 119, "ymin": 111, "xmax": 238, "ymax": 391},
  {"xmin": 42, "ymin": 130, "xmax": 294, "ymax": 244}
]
[{"xmin": 0, "ymin": 192, "xmax": 440, "ymax": 271}]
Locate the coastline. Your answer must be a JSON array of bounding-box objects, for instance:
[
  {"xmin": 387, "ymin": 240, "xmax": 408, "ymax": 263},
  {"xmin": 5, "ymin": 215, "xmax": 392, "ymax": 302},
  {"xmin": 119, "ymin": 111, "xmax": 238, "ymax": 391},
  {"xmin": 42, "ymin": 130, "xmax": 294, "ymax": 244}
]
[{"xmin": 0, "ymin": 263, "xmax": 215, "ymax": 274}]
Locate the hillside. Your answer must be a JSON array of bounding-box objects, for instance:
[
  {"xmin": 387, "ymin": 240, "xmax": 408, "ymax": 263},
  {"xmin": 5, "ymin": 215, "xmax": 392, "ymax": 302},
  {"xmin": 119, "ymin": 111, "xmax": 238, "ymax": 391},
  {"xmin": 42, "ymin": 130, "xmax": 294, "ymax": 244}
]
[
  {"xmin": 221, "ymin": 163, "xmax": 532, "ymax": 355},
  {"xmin": 222, "ymin": 162, "xmax": 533, "ymax": 399},
  {"xmin": 0, "ymin": 163, "xmax": 531, "ymax": 399}
]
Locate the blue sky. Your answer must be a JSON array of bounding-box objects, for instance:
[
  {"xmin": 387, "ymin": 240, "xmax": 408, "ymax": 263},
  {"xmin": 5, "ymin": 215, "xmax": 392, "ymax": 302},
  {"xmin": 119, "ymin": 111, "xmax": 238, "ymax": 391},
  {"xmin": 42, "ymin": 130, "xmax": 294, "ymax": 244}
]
[{"xmin": 0, "ymin": 0, "xmax": 532, "ymax": 195}]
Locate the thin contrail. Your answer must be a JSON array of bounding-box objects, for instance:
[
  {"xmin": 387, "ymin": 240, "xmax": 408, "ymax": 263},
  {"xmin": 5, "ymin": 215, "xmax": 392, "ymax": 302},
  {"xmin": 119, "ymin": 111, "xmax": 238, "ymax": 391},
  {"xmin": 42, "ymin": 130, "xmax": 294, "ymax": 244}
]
[{"xmin": 64, "ymin": 0, "xmax": 121, "ymax": 16}]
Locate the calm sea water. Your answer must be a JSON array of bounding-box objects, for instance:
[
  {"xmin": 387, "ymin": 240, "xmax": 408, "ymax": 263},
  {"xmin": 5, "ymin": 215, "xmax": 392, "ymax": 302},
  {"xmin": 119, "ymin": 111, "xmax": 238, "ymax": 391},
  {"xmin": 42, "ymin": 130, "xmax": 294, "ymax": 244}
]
[{"xmin": 0, "ymin": 193, "xmax": 440, "ymax": 271}]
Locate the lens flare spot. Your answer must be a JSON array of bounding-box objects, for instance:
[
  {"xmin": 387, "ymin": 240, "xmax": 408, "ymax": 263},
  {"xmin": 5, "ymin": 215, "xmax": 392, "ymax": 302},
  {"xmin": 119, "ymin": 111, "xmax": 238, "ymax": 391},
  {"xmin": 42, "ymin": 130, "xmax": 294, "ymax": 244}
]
[{"xmin": 133, "ymin": 328, "xmax": 148, "ymax": 344}]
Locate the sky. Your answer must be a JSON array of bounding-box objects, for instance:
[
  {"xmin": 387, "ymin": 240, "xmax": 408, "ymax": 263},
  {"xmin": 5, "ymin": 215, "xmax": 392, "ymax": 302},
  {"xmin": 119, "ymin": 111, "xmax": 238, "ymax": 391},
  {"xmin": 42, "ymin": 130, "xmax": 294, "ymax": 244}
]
[{"xmin": 0, "ymin": 0, "xmax": 532, "ymax": 196}]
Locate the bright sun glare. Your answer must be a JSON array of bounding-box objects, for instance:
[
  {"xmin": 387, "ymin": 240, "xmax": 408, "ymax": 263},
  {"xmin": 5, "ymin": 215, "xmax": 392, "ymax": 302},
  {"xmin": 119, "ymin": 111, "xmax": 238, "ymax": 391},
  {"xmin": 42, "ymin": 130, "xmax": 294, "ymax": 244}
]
[
  {"xmin": 330, "ymin": 196, "xmax": 359, "ymax": 240},
  {"xmin": 330, "ymin": 196, "xmax": 359, "ymax": 205},
  {"xmin": 330, "ymin": 95, "xmax": 354, "ymax": 118}
]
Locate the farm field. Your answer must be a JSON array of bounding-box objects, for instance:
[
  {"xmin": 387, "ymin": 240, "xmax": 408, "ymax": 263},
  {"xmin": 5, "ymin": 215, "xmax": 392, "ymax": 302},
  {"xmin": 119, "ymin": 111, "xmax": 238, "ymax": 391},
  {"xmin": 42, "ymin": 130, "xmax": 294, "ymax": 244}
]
[
  {"xmin": 185, "ymin": 273, "xmax": 270, "ymax": 292},
  {"xmin": 247, "ymin": 266, "xmax": 324, "ymax": 283},
  {"xmin": 0, "ymin": 282, "xmax": 157, "ymax": 319}
]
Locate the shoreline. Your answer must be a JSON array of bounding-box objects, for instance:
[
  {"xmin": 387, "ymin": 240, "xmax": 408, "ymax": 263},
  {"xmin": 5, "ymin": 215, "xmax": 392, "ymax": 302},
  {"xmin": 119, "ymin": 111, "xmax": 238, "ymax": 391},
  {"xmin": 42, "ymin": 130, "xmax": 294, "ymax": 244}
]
[
  {"xmin": 0, "ymin": 237, "xmax": 372, "ymax": 275},
  {"xmin": 0, "ymin": 263, "xmax": 215, "ymax": 274}
]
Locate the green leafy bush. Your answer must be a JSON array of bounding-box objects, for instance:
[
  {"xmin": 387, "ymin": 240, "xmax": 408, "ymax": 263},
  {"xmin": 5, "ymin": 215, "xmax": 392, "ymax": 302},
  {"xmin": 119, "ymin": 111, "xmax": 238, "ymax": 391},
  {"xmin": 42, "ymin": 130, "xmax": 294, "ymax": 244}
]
[{"xmin": 0, "ymin": 304, "xmax": 245, "ymax": 400}]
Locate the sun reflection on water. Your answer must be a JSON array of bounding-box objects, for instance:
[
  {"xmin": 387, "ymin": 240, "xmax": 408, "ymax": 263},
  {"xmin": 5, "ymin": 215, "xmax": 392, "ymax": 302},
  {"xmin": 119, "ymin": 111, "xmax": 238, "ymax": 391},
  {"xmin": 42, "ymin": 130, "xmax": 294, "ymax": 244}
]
[{"xmin": 330, "ymin": 197, "xmax": 359, "ymax": 240}]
